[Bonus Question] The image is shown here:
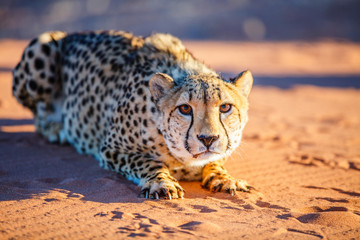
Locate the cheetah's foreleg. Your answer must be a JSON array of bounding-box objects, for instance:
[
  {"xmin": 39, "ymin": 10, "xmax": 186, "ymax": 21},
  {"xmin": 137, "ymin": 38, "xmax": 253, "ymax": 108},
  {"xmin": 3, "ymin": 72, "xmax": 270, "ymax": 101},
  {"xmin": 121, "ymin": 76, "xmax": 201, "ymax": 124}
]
[{"xmin": 201, "ymin": 160, "xmax": 253, "ymax": 195}]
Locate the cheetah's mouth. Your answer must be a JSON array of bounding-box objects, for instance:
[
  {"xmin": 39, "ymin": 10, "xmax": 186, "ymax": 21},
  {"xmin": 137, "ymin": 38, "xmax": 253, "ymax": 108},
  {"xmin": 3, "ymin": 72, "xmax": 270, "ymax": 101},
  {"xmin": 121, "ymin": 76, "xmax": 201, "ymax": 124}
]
[{"xmin": 193, "ymin": 150, "xmax": 219, "ymax": 159}]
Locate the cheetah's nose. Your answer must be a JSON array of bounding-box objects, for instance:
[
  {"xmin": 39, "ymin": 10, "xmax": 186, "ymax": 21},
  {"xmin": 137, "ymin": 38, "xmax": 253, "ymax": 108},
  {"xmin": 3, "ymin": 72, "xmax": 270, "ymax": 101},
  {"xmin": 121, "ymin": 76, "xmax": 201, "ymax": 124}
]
[{"xmin": 197, "ymin": 135, "xmax": 219, "ymax": 149}]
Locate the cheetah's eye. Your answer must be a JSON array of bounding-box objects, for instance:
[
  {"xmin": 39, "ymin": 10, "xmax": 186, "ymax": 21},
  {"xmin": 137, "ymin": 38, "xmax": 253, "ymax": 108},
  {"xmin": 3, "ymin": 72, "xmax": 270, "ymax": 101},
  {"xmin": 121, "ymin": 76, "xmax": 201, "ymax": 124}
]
[
  {"xmin": 178, "ymin": 104, "xmax": 192, "ymax": 115},
  {"xmin": 219, "ymin": 104, "xmax": 232, "ymax": 113}
]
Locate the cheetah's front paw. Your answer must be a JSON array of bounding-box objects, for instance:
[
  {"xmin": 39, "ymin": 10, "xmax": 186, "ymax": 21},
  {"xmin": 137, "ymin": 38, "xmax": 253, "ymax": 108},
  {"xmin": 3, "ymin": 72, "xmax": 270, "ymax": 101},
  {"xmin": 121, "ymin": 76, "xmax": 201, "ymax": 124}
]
[
  {"xmin": 140, "ymin": 176, "xmax": 185, "ymax": 200},
  {"xmin": 202, "ymin": 172, "xmax": 253, "ymax": 195}
]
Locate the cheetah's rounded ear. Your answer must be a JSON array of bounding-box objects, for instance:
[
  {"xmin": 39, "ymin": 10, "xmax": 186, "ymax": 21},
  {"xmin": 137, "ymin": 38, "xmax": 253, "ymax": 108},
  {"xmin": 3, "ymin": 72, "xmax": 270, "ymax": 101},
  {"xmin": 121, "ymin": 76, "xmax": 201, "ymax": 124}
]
[
  {"xmin": 149, "ymin": 73, "xmax": 174, "ymax": 102},
  {"xmin": 232, "ymin": 70, "xmax": 253, "ymax": 98}
]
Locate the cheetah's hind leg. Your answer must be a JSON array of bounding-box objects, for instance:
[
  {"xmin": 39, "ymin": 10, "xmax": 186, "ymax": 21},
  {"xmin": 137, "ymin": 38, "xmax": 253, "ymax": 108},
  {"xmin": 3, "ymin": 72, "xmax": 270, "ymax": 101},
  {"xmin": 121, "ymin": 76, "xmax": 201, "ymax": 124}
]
[
  {"xmin": 34, "ymin": 98, "xmax": 67, "ymax": 144},
  {"xmin": 11, "ymin": 31, "xmax": 68, "ymax": 144}
]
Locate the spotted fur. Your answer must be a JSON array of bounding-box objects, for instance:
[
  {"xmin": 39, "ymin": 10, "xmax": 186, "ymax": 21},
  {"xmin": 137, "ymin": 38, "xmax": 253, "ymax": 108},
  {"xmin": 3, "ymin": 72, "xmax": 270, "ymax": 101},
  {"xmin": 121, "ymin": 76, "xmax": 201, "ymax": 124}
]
[{"xmin": 12, "ymin": 30, "xmax": 253, "ymax": 199}]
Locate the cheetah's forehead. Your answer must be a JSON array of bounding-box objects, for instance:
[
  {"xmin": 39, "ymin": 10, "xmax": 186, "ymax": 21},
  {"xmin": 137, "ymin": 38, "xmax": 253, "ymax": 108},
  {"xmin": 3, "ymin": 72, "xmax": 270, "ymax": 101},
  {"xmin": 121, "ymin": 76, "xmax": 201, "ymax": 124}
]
[{"xmin": 177, "ymin": 74, "xmax": 233, "ymax": 104}]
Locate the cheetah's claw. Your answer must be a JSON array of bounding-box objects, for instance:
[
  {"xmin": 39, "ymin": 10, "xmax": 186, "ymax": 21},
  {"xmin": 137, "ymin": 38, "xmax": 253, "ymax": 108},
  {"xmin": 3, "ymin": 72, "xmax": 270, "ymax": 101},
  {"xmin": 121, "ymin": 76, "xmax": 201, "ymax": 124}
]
[
  {"xmin": 202, "ymin": 173, "xmax": 253, "ymax": 195},
  {"xmin": 140, "ymin": 182, "xmax": 185, "ymax": 200}
]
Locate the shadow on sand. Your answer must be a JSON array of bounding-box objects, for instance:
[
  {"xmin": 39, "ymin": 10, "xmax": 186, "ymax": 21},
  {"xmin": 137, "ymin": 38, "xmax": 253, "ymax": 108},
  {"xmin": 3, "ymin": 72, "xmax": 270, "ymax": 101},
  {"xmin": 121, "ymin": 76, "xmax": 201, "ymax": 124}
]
[{"xmin": 0, "ymin": 119, "xmax": 219, "ymax": 204}]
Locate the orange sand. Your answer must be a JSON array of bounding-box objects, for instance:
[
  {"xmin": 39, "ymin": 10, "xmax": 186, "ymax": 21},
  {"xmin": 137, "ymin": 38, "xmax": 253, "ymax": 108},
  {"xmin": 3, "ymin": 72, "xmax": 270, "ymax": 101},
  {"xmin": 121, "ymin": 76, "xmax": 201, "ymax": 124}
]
[{"xmin": 0, "ymin": 40, "xmax": 359, "ymax": 239}]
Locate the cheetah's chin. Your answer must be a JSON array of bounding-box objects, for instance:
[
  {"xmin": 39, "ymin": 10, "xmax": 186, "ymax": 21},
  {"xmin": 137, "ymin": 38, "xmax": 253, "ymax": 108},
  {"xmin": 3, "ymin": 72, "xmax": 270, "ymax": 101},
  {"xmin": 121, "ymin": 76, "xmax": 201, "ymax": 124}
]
[
  {"xmin": 192, "ymin": 151, "xmax": 220, "ymax": 160},
  {"xmin": 184, "ymin": 151, "xmax": 223, "ymax": 167}
]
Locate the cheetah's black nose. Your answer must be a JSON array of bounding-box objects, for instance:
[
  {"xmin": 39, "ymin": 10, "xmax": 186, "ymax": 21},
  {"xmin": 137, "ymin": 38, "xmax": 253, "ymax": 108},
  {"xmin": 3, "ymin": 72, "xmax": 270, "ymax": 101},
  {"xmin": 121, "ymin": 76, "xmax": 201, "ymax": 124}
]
[{"xmin": 197, "ymin": 135, "xmax": 219, "ymax": 149}]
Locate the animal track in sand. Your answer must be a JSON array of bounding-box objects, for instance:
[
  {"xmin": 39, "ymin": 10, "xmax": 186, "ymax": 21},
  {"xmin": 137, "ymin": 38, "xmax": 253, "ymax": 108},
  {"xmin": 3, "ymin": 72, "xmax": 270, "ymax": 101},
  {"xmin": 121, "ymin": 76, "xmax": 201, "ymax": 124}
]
[
  {"xmin": 220, "ymin": 203, "xmax": 250, "ymax": 211},
  {"xmin": 315, "ymin": 197, "xmax": 349, "ymax": 203},
  {"xmin": 288, "ymin": 152, "xmax": 360, "ymax": 171},
  {"xmin": 303, "ymin": 185, "xmax": 360, "ymax": 197},
  {"xmin": 43, "ymin": 198, "xmax": 60, "ymax": 202},
  {"xmin": 93, "ymin": 208, "xmax": 223, "ymax": 237},
  {"xmin": 331, "ymin": 187, "xmax": 360, "ymax": 197},
  {"xmin": 286, "ymin": 228, "xmax": 324, "ymax": 239},
  {"xmin": 178, "ymin": 221, "xmax": 221, "ymax": 232},
  {"xmin": 192, "ymin": 205, "xmax": 217, "ymax": 213},
  {"xmin": 94, "ymin": 210, "xmax": 212, "ymax": 237},
  {"xmin": 278, "ymin": 205, "xmax": 360, "ymax": 228},
  {"xmin": 303, "ymin": 185, "xmax": 327, "ymax": 190},
  {"xmin": 273, "ymin": 227, "xmax": 324, "ymax": 239},
  {"xmin": 94, "ymin": 210, "xmax": 166, "ymax": 238},
  {"xmin": 255, "ymin": 200, "xmax": 290, "ymax": 212}
]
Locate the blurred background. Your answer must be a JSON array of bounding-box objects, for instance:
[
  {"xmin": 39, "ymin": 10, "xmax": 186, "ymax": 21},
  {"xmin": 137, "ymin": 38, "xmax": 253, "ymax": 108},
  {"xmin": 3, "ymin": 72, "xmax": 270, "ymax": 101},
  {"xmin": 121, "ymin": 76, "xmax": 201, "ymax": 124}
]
[
  {"xmin": 1, "ymin": 0, "xmax": 360, "ymax": 41},
  {"xmin": 0, "ymin": 0, "xmax": 359, "ymax": 87}
]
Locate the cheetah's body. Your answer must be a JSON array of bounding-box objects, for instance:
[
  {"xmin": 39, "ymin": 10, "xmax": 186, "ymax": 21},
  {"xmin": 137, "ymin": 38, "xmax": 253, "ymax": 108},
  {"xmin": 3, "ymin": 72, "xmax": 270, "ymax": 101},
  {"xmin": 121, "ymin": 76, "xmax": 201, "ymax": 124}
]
[{"xmin": 13, "ymin": 31, "xmax": 253, "ymax": 199}]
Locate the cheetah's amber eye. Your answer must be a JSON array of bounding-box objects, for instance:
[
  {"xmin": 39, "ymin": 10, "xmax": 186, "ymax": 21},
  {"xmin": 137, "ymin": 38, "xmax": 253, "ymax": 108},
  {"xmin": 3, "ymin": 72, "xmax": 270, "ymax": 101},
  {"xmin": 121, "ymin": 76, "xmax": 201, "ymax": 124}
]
[
  {"xmin": 219, "ymin": 104, "xmax": 232, "ymax": 113},
  {"xmin": 178, "ymin": 104, "xmax": 192, "ymax": 115}
]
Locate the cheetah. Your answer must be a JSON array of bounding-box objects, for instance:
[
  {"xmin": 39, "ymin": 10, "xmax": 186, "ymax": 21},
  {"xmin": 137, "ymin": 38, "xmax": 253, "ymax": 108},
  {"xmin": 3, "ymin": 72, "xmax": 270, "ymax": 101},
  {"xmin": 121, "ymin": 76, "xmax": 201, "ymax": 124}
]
[{"xmin": 12, "ymin": 31, "xmax": 253, "ymax": 199}]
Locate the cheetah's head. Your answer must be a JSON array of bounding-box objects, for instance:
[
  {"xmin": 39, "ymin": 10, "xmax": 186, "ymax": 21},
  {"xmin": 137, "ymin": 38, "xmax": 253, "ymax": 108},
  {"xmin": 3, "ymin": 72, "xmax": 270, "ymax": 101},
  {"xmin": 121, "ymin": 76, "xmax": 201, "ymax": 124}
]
[{"xmin": 149, "ymin": 71, "xmax": 253, "ymax": 166}]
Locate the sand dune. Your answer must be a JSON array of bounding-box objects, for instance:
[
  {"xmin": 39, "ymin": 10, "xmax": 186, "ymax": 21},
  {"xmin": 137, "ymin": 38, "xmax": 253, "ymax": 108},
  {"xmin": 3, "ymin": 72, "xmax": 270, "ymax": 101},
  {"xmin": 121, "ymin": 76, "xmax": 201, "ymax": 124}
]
[{"xmin": 0, "ymin": 40, "xmax": 359, "ymax": 239}]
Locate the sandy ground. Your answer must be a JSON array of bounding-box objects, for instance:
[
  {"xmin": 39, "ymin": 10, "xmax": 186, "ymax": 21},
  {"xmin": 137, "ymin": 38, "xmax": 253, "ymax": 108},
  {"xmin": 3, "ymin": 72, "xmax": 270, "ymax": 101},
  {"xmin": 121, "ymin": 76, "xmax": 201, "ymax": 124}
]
[{"xmin": 0, "ymin": 40, "xmax": 360, "ymax": 239}]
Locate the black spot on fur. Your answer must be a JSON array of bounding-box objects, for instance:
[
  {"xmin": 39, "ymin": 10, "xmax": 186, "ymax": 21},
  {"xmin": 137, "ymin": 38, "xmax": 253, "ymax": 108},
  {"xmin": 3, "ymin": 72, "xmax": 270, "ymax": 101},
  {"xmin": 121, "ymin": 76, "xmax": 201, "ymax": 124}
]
[
  {"xmin": 34, "ymin": 58, "xmax": 45, "ymax": 70},
  {"xmin": 27, "ymin": 50, "xmax": 34, "ymax": 59},
  {"xmin": 48, "ymin": 77, "xmax": 55, "ymax": 84},
  {"xmin": 42, "ymin": 44, "xmax": 51, "ymax": 56},
  {"xmin": 50, "ymin": 64, "xmax": 56, "ymax": 73},
  {"xmin": 37, "ymin": 86, "xmax": 44, "ymax": 95},
  {"xmin": 137, "ymin": 88, "xmax": 143, "ymax": 95},
  {"xmin": 28, "ymin": 80, "xmax": 37, "ymax": 91}
]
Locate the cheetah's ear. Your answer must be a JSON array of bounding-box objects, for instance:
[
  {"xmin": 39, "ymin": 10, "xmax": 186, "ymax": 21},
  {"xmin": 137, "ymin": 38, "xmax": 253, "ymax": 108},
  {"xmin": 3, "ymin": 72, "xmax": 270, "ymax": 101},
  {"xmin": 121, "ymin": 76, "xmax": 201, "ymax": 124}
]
[
  {"xmin": 232, "ymin": 70, "xmax": 253, "ymax": 98},
  {"xmin": 149, "ymin": 73, "xmax": 174, "ymax": 101}
]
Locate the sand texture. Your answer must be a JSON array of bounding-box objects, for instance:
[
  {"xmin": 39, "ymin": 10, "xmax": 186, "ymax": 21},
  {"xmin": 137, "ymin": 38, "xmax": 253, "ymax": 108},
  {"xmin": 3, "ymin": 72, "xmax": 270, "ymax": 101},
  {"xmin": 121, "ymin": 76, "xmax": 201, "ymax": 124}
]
[{"xmin": 0, "ymin": 40, "xmax": 360, "ymax": 239}]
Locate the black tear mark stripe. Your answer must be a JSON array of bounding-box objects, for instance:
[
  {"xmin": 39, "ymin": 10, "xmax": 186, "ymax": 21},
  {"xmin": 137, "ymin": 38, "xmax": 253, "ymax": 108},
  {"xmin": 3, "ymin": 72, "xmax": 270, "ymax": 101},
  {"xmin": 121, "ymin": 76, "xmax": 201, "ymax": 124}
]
[
  {"xmin": 184, "ymin": 112, "xmax": 194, "ymax": 153},
  {"xmin": 219, "ymin": 113, "xmax": 231, "ymax": 150}
]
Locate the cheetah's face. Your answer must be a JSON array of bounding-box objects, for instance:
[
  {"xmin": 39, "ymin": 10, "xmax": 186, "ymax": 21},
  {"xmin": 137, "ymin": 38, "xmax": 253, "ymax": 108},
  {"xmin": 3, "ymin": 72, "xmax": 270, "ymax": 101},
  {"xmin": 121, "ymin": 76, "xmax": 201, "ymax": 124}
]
[{"xmin": 150, "ymin": 71, "xmax": 253, "ymax": 166}]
